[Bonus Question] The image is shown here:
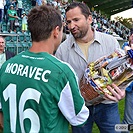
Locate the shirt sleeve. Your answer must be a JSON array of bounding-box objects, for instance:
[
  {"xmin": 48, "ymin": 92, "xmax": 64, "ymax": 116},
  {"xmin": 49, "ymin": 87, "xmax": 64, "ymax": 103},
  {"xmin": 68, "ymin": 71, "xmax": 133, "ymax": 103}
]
[
  {"xmin": 121, "ymin": 42, "xmax": 129, "ymax": 50},
  {"xmin": 57, "ymin": 66, "xmax": 89, "ymax": 126}
]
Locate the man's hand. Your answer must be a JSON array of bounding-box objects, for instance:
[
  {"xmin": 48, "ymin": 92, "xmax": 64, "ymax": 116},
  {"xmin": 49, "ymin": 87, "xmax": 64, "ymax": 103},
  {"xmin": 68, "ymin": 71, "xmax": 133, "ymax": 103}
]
[{"xmin": 104, "ymin": 83, "xmax": 125, "ymax": 102}]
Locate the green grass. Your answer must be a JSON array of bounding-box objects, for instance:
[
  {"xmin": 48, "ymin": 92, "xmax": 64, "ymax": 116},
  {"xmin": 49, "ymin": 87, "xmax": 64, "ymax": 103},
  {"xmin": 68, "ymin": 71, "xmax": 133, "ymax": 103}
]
[{"xmin": 69, "ymin": 98, "xmax": 133, "ymax": 133}]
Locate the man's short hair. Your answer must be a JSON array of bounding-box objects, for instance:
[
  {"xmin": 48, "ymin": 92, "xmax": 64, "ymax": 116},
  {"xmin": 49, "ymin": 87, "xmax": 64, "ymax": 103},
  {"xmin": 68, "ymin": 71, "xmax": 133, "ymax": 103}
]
[
  {"xmin": 28, "ymin": 5, "xmax": 62, "ymax": 42},
  {"xmin": 66, "ymin": 2, "xmax": 92, "ymax": 19}
]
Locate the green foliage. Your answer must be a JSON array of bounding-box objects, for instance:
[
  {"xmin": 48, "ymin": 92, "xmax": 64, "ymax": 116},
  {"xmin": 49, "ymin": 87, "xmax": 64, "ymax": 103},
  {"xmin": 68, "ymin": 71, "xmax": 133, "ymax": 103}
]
[{"xmin": 115, "ymin": 16, "xmax": 133, "ymax": 29}]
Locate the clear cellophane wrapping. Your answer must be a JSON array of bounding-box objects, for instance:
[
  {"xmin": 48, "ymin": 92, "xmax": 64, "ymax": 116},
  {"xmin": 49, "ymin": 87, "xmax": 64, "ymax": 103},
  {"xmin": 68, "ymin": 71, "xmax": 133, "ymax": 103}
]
[{"xmin": 80, "ymin": 49, "xmax": 133, "ymax": 105}]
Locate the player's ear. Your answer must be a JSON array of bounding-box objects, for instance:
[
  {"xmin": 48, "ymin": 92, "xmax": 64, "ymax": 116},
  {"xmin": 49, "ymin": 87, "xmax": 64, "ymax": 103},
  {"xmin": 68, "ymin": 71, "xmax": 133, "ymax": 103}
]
[{"xmin": 53, "ymin": 26, "xmax": 60, "ymax": 38}]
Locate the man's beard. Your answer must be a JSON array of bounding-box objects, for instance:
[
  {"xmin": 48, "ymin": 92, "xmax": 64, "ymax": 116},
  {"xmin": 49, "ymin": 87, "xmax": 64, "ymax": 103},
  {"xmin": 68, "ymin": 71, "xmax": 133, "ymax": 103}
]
[{"xmin": 71, "ymin": 28, "xmax": 88, "ymax": 39}]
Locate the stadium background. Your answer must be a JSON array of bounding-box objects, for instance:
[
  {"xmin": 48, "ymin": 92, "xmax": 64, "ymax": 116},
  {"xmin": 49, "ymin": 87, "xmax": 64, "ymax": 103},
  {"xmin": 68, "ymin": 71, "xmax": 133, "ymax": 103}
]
[
  {"xmin": 0, "ymin": 0, "xmax": 132, "ymax": 55},
  {"xmin": 0, "ymin": 0, "xmax": 133, "ymax": 133}
]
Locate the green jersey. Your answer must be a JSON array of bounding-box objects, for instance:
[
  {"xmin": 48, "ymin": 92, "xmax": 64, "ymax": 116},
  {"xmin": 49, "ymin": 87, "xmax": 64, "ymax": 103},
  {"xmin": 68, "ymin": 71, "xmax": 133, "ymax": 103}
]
[
  {"xmin": 0, "ymin": 51, "xmax": 89, "ymax": 133},
  {"xmin": 8, "ymin": 9, "xmax": 17, "ymax": 20}
]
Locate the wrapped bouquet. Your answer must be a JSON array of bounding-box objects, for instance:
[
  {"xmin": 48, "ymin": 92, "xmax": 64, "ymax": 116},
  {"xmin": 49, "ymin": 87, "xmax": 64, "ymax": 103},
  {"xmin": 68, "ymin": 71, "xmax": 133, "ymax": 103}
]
[{"xmin": 80, "ymin": 49, "xmax": 133, "ymax": 105}]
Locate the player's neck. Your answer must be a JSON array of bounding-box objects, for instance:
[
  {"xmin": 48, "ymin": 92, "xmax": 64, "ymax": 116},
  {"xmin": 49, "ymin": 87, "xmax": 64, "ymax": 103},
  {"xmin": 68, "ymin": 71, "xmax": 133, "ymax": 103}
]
[{"xmin": 29, "ymin": 41, "xmax": 54, "ymax": 54}]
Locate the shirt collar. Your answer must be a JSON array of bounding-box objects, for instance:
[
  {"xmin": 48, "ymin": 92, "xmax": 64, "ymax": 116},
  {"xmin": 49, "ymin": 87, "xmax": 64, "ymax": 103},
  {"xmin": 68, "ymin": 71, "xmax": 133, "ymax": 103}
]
[
  {"xmin": 69, "ymin": 34, "xmax": 77, "ymax": 48},
  {"xmin": 93, "ymin": 29, "xmax": 102, "ymax": 44},
  {"xmin": 69, "ymin": 28, "xmax": 102, "ymax": 48}
]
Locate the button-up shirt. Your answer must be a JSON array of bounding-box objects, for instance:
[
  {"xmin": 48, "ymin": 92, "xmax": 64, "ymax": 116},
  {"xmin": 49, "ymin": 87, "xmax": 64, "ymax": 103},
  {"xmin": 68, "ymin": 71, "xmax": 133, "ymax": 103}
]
[{"xmin": 55, "ymin": 30, "xmax": 120, "ymax": 104}]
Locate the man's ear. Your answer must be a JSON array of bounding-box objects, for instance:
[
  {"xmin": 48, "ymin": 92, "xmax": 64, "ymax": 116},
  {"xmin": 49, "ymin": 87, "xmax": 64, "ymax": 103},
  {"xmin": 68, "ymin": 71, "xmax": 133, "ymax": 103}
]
[
  {"xmin": 87, "ymin": 15, "xmax": 93, "ymax": 25},
  {"xmin": 53, "ymin": 26, "xmax": 60, "ymax": 38}
]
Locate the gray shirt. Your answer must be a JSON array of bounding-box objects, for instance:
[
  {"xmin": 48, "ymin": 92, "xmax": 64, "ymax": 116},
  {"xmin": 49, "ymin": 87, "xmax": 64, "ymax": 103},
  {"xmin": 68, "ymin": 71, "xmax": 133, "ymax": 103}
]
[{"xmin": 55, "ymin": 30, "xmax": 120, "ymax": 104}]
